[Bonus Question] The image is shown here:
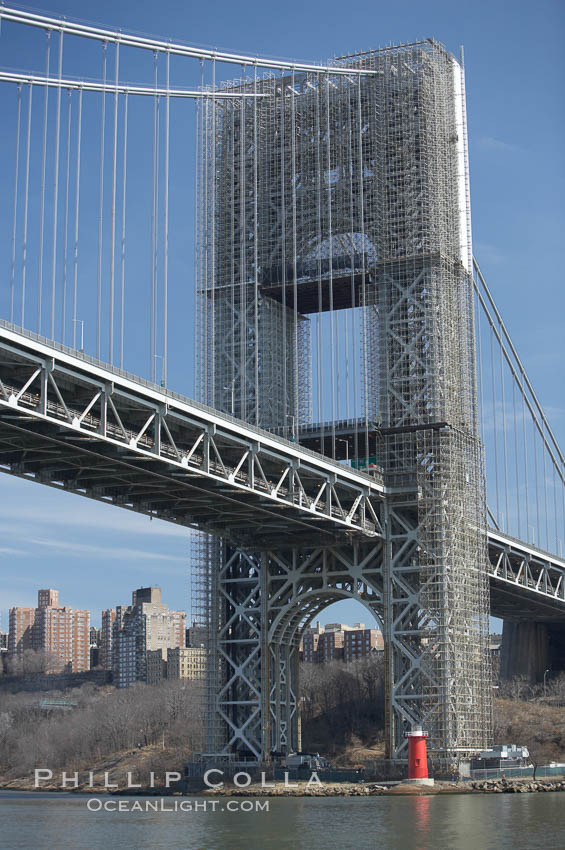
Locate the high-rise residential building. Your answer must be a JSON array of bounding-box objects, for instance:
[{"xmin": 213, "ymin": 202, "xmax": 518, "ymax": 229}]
[
  {"xmin": 35, "ymin": 604, "xmax": 90, "ymax": 672},
  {"xmin": 167, "ymin": 647, "xmax": 206, "ymax": 681},
  {"xmin": 8, "ymin": 590, "xmax": 90, "ymax": 672},
  {"xmin": 100, "ymin": 609, "xmax": 116, "ymax": 670},
  {"xmin": 111, "ymin": 587, "xmax": 186, "ymax": 688},
  {"xmin": 0, "ymin": 632, "xmax": 7, "ymax": 673},
  {"xmin": 169, "ymin": 610, "xmax": 186, "ymax": 650},
  {"xmin": 89, "ymin": 626, "xmax": 101, "ymax": 669},
  {"xmin": 114, "ymin": 629, "xmax": 137, "ymax": 688},
  {"xmin": 8, "ymin": 607, "xmax": 36, "ymax": 656}
]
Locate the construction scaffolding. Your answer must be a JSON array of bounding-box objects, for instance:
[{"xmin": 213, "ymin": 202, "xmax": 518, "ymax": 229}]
[{"xmin": 195, "ymin": 40, "xmax": 492, "ymax": 759}]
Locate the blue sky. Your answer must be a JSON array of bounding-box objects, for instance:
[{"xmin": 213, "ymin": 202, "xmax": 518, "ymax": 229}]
[{"xmin": 0, "ymin": 0, "xmax": 563, "ymax": 631}]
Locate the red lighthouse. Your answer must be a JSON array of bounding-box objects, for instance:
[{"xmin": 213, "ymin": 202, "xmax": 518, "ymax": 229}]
[{"xmin": 405, "ymin": 726, "xmax": 429, "ymax": 780}]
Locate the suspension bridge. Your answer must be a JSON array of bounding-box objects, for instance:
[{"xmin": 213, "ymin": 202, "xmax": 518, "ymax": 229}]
[{"xmin": 0, "ymin": 6, "xmax": 563, "ymax": 763}]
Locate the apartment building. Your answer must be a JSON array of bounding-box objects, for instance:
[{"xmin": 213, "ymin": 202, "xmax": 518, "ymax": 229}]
[
  {"xmin": 35, "ymin": 604, "xmax": 90, "ymax": 672},
  {"xmin": 167, "ymin": 646, "xmax": 206, "ymax": 681},
  {"xmin": 8, "ymin": 607, "xmax": 36, "ymax": 656},
  {"xmin": 100, "ymin": 609, "xmax": 116, "ymax": 671},
  {"xmin": 343, "ymin": 627, "xmax": 383, "ymax": 662},
  {"xmin": 8, "ymin": 590, "xmax": 90, "ymax": 672},
  {"xmin": 111, "ymin": 587, "xmax": 185, "ymax": 688},
  {"xmin": 301, "ymin": 622, "xmax": 383, "ymax": 664},
  {"xmin": 146, "ymin": 648, "xmax": 168, "ymax": 685}
]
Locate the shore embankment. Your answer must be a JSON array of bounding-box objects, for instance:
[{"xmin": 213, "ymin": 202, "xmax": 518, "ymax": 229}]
[
  {"xmin": 199, "ymin": 778, "xmax": 565, "ymax": 797},
  {"xmin": 2, "ymin": 776, "xmax": 565, "ymax": 796}
]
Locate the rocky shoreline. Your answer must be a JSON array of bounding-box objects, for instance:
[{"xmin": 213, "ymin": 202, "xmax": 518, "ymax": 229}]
[
  {"xmin": 201, "ymin": 778, "xmax": 565, "ymax": 797},
  {"xmin": 1, "ymin": 777, "xmax": 564, "ymax": 797},
  {"xmin": 469, "ymin": 778, "xmax": 565, "ymax": 794}
]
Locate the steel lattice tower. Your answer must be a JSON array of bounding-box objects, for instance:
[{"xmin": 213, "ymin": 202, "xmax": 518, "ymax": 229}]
[{"xmin": 195, "ymin": 40, "xmax": 492, "ymax": 761}]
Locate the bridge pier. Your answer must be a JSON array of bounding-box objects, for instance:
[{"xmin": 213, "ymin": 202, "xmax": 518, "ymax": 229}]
[{"xmin": 195, "ymin": 41, "xmax": 495, "ymax": 760}]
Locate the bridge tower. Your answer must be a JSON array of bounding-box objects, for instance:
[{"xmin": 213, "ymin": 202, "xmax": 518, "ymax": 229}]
[{"xmin": 196, "ymin": 40, "xmax": 492, "ymax": 760}]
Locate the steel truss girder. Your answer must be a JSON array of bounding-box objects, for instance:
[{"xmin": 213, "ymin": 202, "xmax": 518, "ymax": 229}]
[
  {"xmin": 0, "ymin": 325, "xmax": 383, "ymax": 546},
  {"xmin": 488, "ymin": 531, "xmax": 565, "ymax": 620}
]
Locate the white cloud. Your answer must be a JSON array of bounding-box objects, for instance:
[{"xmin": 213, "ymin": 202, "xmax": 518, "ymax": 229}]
[
  {"xmin": 0, "ymin": 475, "xmax": 191, "ymax": 539},
  {"xmin": 27, "ymin": 536, "xmax": 189, "ymax": 565},
  {"xmin": 477, "ymin": 135, "xmax": 522, "ymax": 154}
]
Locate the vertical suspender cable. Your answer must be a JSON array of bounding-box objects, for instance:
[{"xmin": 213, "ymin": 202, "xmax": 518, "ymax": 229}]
[
  {"xmin": 195, "ymin": 60, "xmax": 204, "ymax": 402},
  {"xmin": 512, "ymin": 380, "xmax": 521, "ymax": 538},
  {"xmin": 38, "ymin": 31, "xmax": 51, "ymax": 333},
  {"xmin": 61, "ymin": 89, "xmax": 71, "ymax": 344},
  {"xmin": 474, "ymin": 258, "xmax": 565, "ymax": 472},
  {"xmin": 334, "ymin": 87, "xmax": 340, "ymax": 422},
  {"xmin": 490, "ymin": 331, "xmax": 500, "ymax": 524},
  {"xmin": 72, "ymin": 89, "xmax": 82, "ymax": 349},
  {"xmin": 193, "ymin": 72, "xmax": 200, "ymax": 400},
  {"xmin": 50, "ymin": 30, "xmax": 63, "ymax": 340},
  {"xmin": 280, "ymin": 71, "xmax": 287, "ymax": 434},
  {"xmin": 10, "ymin": 85, "xmax": 22, "ymax": 324},
  {"xmin": 475, "ymin": 277, "xmax": 485, "ymax": 446},
  {"xmin": 109, "ymin": 42, "xmax": 119, "ymax": 364},
  {"xmin": 200, "ymin": 67, "xmax": 208, "ymax": 404},
  {"xmin": 521, "ymin": 373, "xmax": 530, "ymax": 541},
  {"xmin": 210, "ymin": 57, "xmax": 216, "ymax": 406},
  {"xmin": 290, "ymin": 71, "xmax": 298, "ymax": 438},
  {"xmin": 315, "ymin": 78, "xmax": 323, "ymax": 443},
  {"xmin": 228, "ymin": 97, "xmax": 235, "ymax": 414},
  {"xmin": 350, "ymin": 80, "xmax": 358, "ymax": 459},
  {"xmin": 560, "ymin": 468, "xmax": 565, "ymax": 557},
  {"xmin": 490, "ymin": 329, "xmax": 502, "ymax": 526},
  {"xmin": 253, "ymin": 66, "xmax": 259, "ymax": 425},
  {"xmin": 357, "ymin": 75, "xmax": 369, "ymax": 463},
  {"xmin": 326, "ymin": 76, "xmax": 335, "ymax": 458},
  {"xmin": 346, "ymin": 78, "xmax": 355, "ymax": 423},
  {"xmin": 542, "ymin": 428, "xmax": 550, "ymax": 549},
  {"xmin": 97, "ymin": 42, "xmax": 107, "ymax": 359},
  {"xmin": 499, "ymin": 325, "xmax": 509, "ymax": 531},
  {"xmin": 21, "ymin": 84, "xmax": 33, "ymax": 328},
  {"xmin": 240, "ymin": 69, "xmax": 246, "ymax": 417},
  {"xmin": 151, "ymin": 51, "xmax": 159, "ymax": 382},
  {"xmin": 533, "ymin": 417, "xmax": 541, "ymax": 545},
  {"xmin": 162, "ymin": 50, "xmax": 170, "ymax": 387},
  {"xmin": 120, "ymin": 92, "xmax": 128, "ymax": 369},
  {"xmin": 552, "ymin": 464, "xmax": 558, "ymax": 554}
]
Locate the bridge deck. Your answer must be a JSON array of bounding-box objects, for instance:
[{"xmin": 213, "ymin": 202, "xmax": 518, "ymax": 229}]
[
  {"xmin": 0, "ymin": 322, "xmax": 384, "ymax": 547},
  {"xmin": 0, "ymin": 322, "xmax": 563, "ymax": 617}
]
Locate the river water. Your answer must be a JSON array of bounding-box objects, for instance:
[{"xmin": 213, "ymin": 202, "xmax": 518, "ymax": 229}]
[{"xmin": 0, "ymin": 790, "xmax": 561, "ymax": 849}]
